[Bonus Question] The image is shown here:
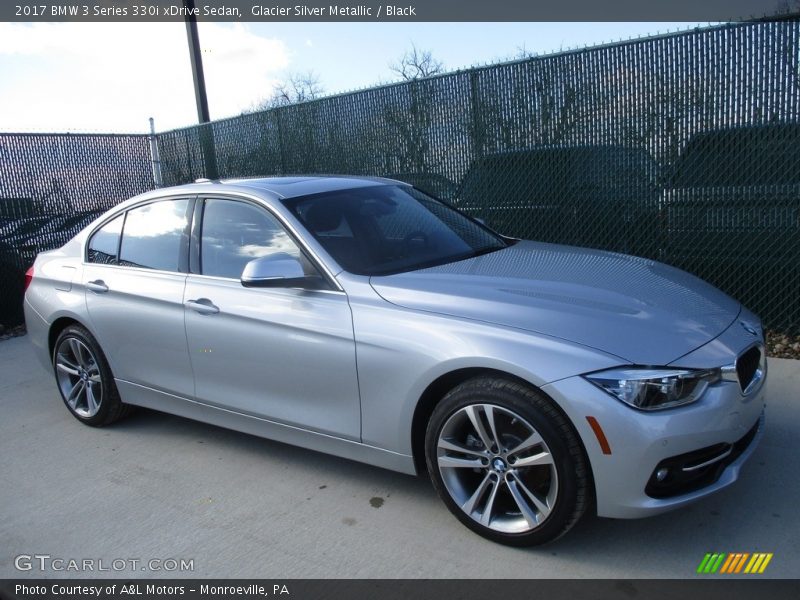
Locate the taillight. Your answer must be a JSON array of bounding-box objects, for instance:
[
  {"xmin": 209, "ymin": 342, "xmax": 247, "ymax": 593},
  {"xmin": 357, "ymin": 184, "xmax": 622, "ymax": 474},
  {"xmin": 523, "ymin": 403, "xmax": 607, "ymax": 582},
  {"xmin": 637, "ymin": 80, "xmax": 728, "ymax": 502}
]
[{"xmin": 24, "ymin": 265, "xmax": 34, "ymax": 293}]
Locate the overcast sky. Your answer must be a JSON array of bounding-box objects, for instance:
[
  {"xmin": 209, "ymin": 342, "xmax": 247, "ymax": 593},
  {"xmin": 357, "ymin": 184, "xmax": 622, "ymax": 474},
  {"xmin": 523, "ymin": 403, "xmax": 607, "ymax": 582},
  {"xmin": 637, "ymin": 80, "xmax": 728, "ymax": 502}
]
[{"xmin": 0, "ymin": 21, "xmax": 700, "ymax": 134}]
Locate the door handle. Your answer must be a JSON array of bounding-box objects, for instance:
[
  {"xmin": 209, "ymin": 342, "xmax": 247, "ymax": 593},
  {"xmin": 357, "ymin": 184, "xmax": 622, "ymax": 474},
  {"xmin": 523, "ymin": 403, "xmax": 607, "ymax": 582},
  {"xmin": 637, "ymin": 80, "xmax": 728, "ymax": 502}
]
[
  {"xmin": 87, "ymin": 280, "xmax": 109, "ymax": 293},
  {"xmin": 185, "ymin": 298, "xmax": 219, "ymax": 315}
]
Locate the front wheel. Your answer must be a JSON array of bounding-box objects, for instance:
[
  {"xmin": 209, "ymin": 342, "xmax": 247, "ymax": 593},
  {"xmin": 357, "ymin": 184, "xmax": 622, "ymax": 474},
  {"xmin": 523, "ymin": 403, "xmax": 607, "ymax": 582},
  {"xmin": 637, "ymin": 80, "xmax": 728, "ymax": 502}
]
[
  {"xmin": 53, "ymin": 324, "xmax": 132, "ymax": 426},
  {"xmin": 425, "ymin": 377, "xmax": 590, "ymax": 546}
]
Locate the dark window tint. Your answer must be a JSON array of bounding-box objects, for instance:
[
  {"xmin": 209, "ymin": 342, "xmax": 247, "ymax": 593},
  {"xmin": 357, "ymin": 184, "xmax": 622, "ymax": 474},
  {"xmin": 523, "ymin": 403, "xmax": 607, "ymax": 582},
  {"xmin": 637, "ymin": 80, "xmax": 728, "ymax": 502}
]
[
  {"xmin": 671, "ymin": 126, "xmax": 800, "ymax": 187},
  {"xmin": 119, "ymin": 199, "xmax": 189, "ymax": 271},
  {"xmin": 459, "ymin": 148, "xmax": 658, "ymax": 212},
  {"xmin": 200, "ymin": 199, "xmax": 313, "ymax": 279},
  {"xmin": 286, "ymin": 185, "xmax": 506, "ymax": 276},
  {"xmin": 458, "ymin": 152, "xmax": 570, "ymax": 210},
  {"xmin": 87, "ymin": 214, "xmax": 123, "ymax": 265}
]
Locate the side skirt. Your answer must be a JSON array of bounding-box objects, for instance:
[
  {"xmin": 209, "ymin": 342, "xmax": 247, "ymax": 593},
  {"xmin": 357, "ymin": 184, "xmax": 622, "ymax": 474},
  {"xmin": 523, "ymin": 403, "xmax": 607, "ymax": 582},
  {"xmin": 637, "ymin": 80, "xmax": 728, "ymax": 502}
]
[{"xmin": 115, "ymin": 379, "xmax": 417, "ymax": 475}]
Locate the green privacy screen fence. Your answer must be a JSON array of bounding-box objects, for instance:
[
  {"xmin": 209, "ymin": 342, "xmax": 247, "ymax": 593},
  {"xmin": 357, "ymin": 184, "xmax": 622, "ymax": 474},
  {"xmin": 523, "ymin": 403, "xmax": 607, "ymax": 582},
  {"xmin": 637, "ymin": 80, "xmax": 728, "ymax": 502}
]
[
  {"xmin": 1, "ymin": 20, "xmax": 799, "ymax": 331},
  {"xmin": 0, "ymin": 133, "xmax": 154, "ymax": 326},
  {"xmin": 156, "ymin": 20, "xmax": 800, "ymax": 332}
]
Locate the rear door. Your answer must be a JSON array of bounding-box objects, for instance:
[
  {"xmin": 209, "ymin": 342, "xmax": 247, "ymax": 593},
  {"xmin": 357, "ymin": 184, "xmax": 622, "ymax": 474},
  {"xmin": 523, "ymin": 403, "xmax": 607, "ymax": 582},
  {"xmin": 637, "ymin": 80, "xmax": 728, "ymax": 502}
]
[{"xmin": 83, "ymin": 197, "xmax": 195, "ymax": 399}]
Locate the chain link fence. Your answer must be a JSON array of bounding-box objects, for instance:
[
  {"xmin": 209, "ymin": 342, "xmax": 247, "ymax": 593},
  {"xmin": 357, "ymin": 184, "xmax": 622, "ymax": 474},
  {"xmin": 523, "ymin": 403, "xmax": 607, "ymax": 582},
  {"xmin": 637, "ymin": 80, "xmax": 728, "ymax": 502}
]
[
  {"xmin": 0, "ymin": 133, "xmax": 154, "ymax": 326},
  {"xmin": 157, "ymin": 20, "xmax": 800, "ymax": 332},
  {"xmin": 1, "ymin": 20, "xmax": 799, "ymax": 333}
]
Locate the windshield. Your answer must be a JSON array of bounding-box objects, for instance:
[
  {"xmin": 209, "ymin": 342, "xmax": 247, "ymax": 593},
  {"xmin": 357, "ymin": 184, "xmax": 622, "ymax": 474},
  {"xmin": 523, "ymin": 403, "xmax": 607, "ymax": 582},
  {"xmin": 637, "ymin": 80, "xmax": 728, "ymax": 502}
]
[{"xmin": 284, "ymin": 185, "xmax": 508, "ymax": 276}]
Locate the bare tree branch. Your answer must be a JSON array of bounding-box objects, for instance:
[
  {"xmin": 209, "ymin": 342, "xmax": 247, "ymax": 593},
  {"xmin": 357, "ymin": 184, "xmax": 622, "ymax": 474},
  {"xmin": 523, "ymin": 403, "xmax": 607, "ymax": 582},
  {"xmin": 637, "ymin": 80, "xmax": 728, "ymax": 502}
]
[
  {"xmin": 389, "ymin": 44, "xmax": 445, "ymax": 81},
  {"xmin": 252, "ymin": 71, "xmax": 324, "ymax": 110}
]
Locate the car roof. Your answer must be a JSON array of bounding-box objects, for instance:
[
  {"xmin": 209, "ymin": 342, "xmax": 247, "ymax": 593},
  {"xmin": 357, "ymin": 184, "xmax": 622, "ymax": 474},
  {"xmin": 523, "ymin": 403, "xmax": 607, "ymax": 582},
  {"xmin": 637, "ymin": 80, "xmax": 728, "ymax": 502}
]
[
  {"xmin": 170, "ymin": 175, "xmax": 404, "ymax": 201},
  {"xmin": 81, "ymin": 176, "xmax": 410, "ymax": 238},
  {"xmin": 681, "ymin": 124, "xmax": 800, "ymax": 148},
  {"xmin": 472, "ymin": 146, "xmax": 652, "ymax": 163}
]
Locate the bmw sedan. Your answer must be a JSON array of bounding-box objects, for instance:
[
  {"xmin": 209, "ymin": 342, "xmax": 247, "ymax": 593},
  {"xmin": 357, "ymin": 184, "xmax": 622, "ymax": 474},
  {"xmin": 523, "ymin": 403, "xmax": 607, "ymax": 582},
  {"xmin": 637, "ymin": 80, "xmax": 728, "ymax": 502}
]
[{"xmin": 23, "ymin": 176, "xmax": 766, "ymax": 546}]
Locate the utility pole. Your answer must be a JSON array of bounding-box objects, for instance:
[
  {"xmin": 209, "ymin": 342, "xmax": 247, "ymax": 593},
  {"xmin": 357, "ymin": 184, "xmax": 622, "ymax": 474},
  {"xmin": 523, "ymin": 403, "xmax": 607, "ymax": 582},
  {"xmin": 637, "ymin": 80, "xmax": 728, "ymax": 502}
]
[{"xmin": 183, "ymin": 0, "xmax": 218, "ymax": 179}]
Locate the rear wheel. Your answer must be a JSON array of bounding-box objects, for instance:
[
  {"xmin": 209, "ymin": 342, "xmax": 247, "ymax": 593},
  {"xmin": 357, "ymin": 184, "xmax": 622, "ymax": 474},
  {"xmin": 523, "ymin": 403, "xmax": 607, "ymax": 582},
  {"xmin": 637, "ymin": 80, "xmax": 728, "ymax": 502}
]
[
  {"xmin": 425, "ymin": 377, "xmax": 589, "ymax": 546},
  {"xmin": 53, "ymin": 324, "xmax": 132, "ymax": 426}
]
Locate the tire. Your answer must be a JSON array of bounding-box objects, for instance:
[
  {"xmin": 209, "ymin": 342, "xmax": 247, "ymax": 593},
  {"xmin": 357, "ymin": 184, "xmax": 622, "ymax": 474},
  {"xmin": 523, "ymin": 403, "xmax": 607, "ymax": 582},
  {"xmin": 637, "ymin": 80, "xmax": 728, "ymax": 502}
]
[
  {"xmin": 52, "ymin": 324, "xmax": 133, "ymax": 426},
  {"xmin": 425, "ymin": 376, "xmax": 589, "ymax": 546}
]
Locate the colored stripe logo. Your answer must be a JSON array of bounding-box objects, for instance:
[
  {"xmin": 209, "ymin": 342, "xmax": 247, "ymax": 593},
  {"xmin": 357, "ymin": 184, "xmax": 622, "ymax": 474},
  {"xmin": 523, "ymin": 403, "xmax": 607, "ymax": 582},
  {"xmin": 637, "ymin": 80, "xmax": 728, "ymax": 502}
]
[{"xmin": 697, "ymin": 552, "xmax": 773, "ymax": 574}]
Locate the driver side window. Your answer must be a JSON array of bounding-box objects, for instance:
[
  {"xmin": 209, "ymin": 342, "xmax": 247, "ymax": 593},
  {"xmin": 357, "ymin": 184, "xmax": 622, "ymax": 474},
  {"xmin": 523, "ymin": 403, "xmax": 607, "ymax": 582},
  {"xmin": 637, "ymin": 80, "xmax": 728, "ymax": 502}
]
[{"xmin": 200, "ymin": 199, "xmax": 317, "ymax": 280}]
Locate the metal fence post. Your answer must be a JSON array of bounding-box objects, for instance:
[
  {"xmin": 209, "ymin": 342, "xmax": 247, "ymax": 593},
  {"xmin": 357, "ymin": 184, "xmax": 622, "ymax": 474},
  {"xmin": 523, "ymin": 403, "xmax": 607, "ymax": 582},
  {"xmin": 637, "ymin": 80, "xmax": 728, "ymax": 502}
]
[{"xmin": 148, "ymin": 117, "xmax": 163, "ymax": 188}]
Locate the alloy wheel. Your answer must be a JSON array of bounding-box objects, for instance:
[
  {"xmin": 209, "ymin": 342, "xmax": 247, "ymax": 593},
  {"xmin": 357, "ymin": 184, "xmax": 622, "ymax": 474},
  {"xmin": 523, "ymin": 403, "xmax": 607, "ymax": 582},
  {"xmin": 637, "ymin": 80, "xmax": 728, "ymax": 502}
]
[
  {"xmin": 436, "ymin": 403, "xmax": 559, "ymax": 534},
  {"xmin": 55, "ymin": 337, "xmax": 103, "ymax": 418}
]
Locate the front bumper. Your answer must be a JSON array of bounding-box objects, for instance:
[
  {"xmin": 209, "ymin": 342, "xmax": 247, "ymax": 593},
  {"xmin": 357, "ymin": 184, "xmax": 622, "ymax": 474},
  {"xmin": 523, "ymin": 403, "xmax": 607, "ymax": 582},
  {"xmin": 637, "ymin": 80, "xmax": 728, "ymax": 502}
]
[
  {"xmin": 644, "ymin": 413, "xmax": 762, "ymax": 499},
  {"xmin": 542, "ymin": 317, "xmax": 767, "ymax": 519}
]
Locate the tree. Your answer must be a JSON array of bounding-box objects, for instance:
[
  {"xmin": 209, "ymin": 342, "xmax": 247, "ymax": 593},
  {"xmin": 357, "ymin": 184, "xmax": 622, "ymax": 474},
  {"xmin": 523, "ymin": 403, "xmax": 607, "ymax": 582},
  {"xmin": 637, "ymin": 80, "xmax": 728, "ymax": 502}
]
[
  {"xmin": 253, "ymin": 71, "xmax": 324, "ymax": 110},
  {"xmin": 235, "ymin": 72, "xmax": 326, "ymax": 175},
  {"xmin": 389, "ymin": 44, "xmax": 445, "ymax": 81},
  {"xmin": 774, "ymin": 0, "xmax": 800, "ymax": 15},
  {"xmin": 467, "ymin": 50, "xmax": 604, "ymax": 158},
  {"xmin": 380, "ymin": 45, "xmax": 446, "ymax": 174}
]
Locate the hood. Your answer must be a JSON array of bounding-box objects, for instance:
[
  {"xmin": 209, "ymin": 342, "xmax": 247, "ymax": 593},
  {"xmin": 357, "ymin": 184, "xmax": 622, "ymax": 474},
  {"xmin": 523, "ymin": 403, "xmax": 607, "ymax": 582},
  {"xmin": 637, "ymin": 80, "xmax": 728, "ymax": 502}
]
[{"xmin": 369, "ymin": 241, "xmax": 740, "ymax": 365}]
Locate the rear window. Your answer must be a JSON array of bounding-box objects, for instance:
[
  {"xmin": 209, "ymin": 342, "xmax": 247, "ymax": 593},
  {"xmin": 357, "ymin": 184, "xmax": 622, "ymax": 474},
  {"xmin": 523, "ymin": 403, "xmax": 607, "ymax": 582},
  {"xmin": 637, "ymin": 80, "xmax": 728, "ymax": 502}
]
[
  {"xmin": 87, "ymin": 214, "xmax": 123, "ymax": 265},
  {"xmin": 671, "ymin": 127, "xmax": 800, "ymax": 187},
  {"xmin": 458, "ymin": 148, "xmax": 657, "ymax": 210},
  {"xmin": 458, "ymin": 153, "xmax": 569, "ymax": 209}
]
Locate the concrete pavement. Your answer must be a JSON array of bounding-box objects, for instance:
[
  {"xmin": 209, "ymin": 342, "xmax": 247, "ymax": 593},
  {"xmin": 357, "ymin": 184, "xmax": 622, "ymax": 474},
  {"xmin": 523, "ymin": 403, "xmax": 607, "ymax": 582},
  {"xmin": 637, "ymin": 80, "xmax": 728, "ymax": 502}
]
[{"xmin": 1, "ymin": 334, "xmax": 798, "ymax": 578}]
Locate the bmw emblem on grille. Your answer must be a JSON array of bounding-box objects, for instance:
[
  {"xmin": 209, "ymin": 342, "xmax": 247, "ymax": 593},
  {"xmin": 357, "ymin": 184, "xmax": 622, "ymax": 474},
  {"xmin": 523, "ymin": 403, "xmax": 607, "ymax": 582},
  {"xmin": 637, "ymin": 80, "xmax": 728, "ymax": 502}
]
[{"xmin": 740, "ymin": 321, "xmax": 758, "ymax": 336}]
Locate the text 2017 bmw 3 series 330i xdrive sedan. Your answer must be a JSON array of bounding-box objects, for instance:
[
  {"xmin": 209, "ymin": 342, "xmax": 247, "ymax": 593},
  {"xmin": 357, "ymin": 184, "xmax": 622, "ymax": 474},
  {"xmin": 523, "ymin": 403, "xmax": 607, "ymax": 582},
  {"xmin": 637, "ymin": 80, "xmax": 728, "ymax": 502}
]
[{"xmin": 23, "ymin": 176, "xmax": 766, "ymax": 546}]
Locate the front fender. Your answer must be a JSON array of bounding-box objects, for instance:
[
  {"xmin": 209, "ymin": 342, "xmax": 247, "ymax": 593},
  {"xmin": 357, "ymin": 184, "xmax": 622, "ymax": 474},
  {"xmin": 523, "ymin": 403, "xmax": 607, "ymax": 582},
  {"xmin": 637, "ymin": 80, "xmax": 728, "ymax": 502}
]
[{"xmin": 352, "ymin": 299, "xmax": 624, "ymax": 456}]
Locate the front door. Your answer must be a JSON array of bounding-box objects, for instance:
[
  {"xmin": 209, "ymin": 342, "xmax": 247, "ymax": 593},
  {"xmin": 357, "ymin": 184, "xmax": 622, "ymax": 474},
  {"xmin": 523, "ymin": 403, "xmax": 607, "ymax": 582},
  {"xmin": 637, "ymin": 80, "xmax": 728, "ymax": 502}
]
[{"xmin": 183, "ymin": 197, "xmax": 361, "ymax": 440}]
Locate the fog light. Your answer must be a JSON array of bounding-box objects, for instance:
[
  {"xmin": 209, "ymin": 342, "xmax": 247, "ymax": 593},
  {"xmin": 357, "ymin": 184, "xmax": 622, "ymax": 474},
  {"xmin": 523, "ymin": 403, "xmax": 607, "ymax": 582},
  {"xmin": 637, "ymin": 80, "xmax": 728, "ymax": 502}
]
[{"xmin": 656, "ymin": 468, "xmax": 669, "ymax": 482}]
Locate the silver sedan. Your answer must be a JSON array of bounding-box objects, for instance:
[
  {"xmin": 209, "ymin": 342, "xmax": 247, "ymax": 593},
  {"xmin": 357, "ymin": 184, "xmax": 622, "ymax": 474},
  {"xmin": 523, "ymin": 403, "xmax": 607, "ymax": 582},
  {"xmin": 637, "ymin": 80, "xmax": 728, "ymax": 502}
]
[{"xmin": 23, "ymin": 176, "xmax": 766, "ymax": 545}]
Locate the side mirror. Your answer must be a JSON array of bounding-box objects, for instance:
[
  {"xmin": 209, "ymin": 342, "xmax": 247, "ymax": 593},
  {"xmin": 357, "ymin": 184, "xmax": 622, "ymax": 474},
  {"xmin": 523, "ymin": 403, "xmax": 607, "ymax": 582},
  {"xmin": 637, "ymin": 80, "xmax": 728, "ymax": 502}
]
[{"xmin": 241, "ymin": 253, "xmax": 307, "ymax": 288}]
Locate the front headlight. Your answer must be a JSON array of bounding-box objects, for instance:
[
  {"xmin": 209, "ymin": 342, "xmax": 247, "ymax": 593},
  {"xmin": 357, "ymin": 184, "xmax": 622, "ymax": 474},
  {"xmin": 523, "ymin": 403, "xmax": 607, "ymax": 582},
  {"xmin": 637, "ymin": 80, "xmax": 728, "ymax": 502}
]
[{"xmin": 584, "ymin": 367, "xmax": 721, "ymax": 410}]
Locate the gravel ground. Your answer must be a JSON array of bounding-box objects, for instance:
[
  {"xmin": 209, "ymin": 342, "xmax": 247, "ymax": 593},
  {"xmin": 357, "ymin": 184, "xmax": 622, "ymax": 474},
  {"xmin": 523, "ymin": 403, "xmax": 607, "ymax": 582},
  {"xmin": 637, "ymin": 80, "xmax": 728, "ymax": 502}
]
[
  {"xmin": 766, "ymin": 331, "xmax": 800, "ymax": 360},
  {"xmin": 4, "ymin": 324, "xmax": 800, "ymax": 358}
]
